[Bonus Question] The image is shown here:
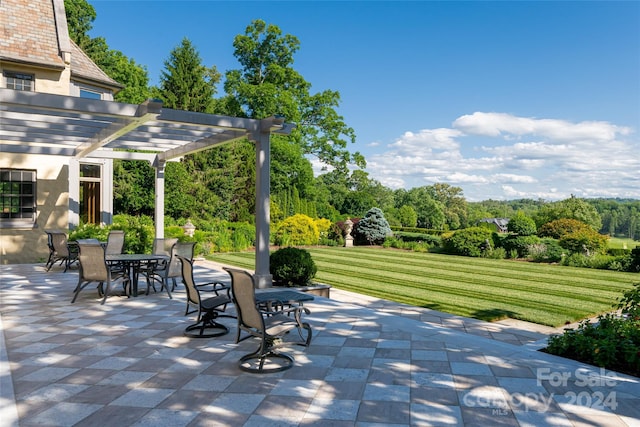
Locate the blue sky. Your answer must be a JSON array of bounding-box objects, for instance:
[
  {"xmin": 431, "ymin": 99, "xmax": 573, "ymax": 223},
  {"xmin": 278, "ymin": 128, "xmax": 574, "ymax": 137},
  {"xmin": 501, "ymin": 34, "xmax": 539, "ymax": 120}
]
[{"xmin": 90, "ymin": 1, "xmax": 640, "ymax": 202}]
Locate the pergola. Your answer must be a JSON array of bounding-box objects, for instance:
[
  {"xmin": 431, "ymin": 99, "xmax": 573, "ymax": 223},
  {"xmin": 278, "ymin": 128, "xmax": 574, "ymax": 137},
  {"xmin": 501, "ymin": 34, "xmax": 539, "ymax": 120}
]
[{"xmin": 0, "ymin": 88, "xmax": 294, "ymax": 287}]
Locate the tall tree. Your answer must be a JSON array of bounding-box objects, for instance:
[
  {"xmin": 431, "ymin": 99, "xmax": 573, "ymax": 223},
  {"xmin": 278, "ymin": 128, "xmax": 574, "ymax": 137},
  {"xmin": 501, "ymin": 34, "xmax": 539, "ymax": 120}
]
[
  {"xmin": 64, "ymin": 0, "xmax": 95, "ymax": 49},
  {"xmin": 534, "ymin": 195, "xmax": 602, "ymax": 231},
  {"xmin": 395, "ymin": 187, "xmax": 446, "ymax": 229},
  {"xmin": 222, "ymin": 19, "xmax": 365, "ymax": 174},
  {"xmin": 64, "ymin": 0, "xmax": 150, "ymax": 104},
  {"xmin": 426, "ymin": 183, "xmax": 468, "ymax": 229},
  {"xmin": 153, "ymin": 38, "xmax": 220, "ymax": 112}
]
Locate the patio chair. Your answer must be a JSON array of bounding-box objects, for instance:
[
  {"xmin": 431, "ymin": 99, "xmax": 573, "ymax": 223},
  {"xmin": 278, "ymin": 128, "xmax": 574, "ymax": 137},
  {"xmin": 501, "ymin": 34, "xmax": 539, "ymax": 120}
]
[
  {"xmin": 105, "ymin": 230, "xmax": 125, "ymax": 255},
  {"xmin": 223, "ymin": 267, "xmax": 312, "ymax": 373},
  {"xmin": 72, "ymin": 241, "xmax": 129, "ymax": 305},
  {"xmin": 104, "ymin": 230, "xmax": 127, "ymax": 275},
  {"xmin": 178, "ymin": 255, "xmax": 233, "ymax": 338},
  {"xmin": 145, "ymin": 241, "xmax": 196, "ymax": 296},
  {"xmin": 167, "ymin": 241, "xmax": 196, "ymax": 291},
  {"xmin": 141, "ymin": 238, "xmax": 178, "ymax": 293},
  {"xmin": 45, "ymin": 230, "xmax": 78, "ymax": 272}
]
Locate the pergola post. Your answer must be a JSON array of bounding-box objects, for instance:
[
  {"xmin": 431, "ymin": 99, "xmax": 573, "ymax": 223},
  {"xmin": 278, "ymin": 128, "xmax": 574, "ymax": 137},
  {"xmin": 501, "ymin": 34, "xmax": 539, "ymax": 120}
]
[
  {"xmin": 254, "ymin": 131, "xmax": 272, "ymax": 288},
  {"xmin": 154, "ymin": 161, "xmax": 166, "ymax": 239}
]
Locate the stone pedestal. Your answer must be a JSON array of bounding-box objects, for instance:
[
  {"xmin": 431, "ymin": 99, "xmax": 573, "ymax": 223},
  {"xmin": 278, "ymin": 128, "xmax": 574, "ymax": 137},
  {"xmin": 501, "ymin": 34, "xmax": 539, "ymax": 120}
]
[{"xmin": 345, "ymin": 236, "xmax": 354, "ymax": 247}]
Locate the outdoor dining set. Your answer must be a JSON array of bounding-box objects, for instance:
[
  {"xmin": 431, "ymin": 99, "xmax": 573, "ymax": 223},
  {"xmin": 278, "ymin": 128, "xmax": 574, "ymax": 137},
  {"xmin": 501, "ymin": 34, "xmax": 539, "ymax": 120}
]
[{"xmin": 43, "ymin": 229, "xmax": 313, "ymax": 373}]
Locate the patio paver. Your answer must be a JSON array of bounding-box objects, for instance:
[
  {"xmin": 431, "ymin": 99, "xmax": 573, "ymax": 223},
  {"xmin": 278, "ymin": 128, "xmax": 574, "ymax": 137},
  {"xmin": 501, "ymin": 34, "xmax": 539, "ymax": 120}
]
[{"xmin": 1, "ymin": 262, "xmax": 638, "ymax": 426}]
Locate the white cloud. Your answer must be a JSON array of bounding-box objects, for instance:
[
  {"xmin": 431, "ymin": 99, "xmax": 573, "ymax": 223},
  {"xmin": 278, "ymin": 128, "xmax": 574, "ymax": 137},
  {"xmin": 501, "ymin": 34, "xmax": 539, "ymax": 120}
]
[
  {"xmin": 453, "ymin": 112, "xmax": 631, "ymax": 142},
  {"xmin": 365, "ymin": 111, "xmax": 639, "ymax": 201}
]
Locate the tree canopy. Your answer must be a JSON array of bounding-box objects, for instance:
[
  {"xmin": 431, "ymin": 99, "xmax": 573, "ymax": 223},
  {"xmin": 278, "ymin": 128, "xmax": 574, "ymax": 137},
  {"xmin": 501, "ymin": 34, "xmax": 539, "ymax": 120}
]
[{"xmin": 223, "ymin": 19, "xmax": 365, "ymax": 174}]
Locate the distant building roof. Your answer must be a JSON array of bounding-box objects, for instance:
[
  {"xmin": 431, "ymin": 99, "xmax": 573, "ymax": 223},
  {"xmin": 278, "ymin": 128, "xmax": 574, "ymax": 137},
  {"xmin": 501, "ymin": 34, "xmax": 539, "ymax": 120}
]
[{"xmin": 478, "ymin": 218, "xmax": 510, "ymax": 231}]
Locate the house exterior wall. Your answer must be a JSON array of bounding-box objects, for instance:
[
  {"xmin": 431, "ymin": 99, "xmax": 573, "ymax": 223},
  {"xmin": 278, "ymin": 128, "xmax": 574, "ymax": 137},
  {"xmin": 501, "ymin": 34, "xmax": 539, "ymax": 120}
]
[
  {"xmin": 0, "ymin": 62, "xmax": 71, "ymax": 95},
  {"xmin": 0, "ymin": 153, "xmax": 70, "ymax": 264},
  {"xmin": 1, "ymin": 0, "xmax": 121, "ymax": 264}
]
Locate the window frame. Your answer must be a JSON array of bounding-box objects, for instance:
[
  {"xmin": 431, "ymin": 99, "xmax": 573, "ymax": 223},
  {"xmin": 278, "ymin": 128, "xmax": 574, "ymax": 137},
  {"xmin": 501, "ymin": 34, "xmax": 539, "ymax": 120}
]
[
  {"xmin": 4, "ymin": 70, "xmax": 34, "ymax": 91},
  {"xmin": 0, "ymin": 168, "xmax": 37, "ymax": 229},
  {"xmin": 79, "ymin": 86, "xmax": 103, "ymax": 100}
]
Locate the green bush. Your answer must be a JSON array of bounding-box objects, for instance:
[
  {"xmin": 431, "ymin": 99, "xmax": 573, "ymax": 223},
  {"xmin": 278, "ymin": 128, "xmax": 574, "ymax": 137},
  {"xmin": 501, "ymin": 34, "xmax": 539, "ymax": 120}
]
[
  {"xmin": 70, "ymin": 214, "xmax": 155, "ymax": 253},
  {"xmin": 442, "ymin": 227, "xmax": 494, "ymax": 257},
  {"xmin": 382, "ymin": 236, "xmax": 431, "ymax": 252},
  {"xmin": 630, "ymin": 247, "xmax": 640, "ymax": 273},
  {"xmin": 270, "ymin": 247, "xmax": 318, "ymax": 287},
  {"xmin": 482, "ymin": 247, "xmax": 507, "ymax": 259},
  {"xmin": 538, "ymin": 218, "xmax": 592, "ymax": 239},
  {"xmin": 502, "ymin": 235, "xmax": 541, "ymax": 258},
  {"xmin": 527, "ymin": 238, "xmax": 565, "ymax": 262},
  {"xmin": 274, "ymin": 214, "xmax": 320, "ymax": 246},
  {"xmin": 559, "ymin": 229, "xmax": 609, "ymax": 255},
  {"xmin": 546, "ymin": 282, "xmax": 640, "ymax": 377},
  {"xmin": 393, "ymin": 232, "xmax": 442, "ymax": 247},
  {"xmin": 561, "ymin": 253, "xmax": 590, "ymax": 268}
]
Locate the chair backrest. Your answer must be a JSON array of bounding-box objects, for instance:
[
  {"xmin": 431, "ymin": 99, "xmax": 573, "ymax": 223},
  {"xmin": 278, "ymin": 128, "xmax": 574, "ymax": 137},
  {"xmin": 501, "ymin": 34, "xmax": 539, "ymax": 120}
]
[
  {"xmin": 177, "ymin": 255, "xmax": 201, "ymax": 308},
  {"xmin": 78, "ymin": 241, "xmax": 108, "ymax": 281},
  {"xmin": 45, "ymin": 230, "xmax": 55, "ymax": 251},
  {"xmin": 168, "ymin": 242, "xmax": 196, "ymax": 278},
  {"xmin": 105, "ymin": 230, "xmax": 125, "ymax": 255},
  {"xmin": 49, "ymin": 231, "xmax": 70, "ymax": 257},
  {"xmin": 224, "ymin": 267, "xmax": 263, "ymax": 331},
  {"xmin": 152, "ymin": 238, "xmax": 178, "ymax": 256}
]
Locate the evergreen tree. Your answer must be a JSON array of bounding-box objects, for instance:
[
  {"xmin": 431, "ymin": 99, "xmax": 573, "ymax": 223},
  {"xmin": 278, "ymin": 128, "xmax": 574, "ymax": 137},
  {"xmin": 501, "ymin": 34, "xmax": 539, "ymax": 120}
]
[
  {"xmin": 356, "ymin": 208, "xmax": 392, "ymax": 245},
  {"xmin": 154, "ymin": 38, "xmax": 220, "ymax": 112}
]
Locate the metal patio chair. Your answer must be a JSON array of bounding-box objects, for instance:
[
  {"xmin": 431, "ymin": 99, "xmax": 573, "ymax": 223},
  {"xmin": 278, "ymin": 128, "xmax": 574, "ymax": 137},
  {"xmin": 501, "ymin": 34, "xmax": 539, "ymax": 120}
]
[
  {"xmin": 178, "ymin": 255, "xmax": 234, "ymax": 338},
  {"xmin": 72, "ymin": 241, "xmax": 129, "ymax": 305},
  {"xmin": 45, "ymin": 230, "xmax": 78, "ymax": 272},
  {"xmin": 223, "ymin": 267, "xmax": 312, "ymax": 373}
]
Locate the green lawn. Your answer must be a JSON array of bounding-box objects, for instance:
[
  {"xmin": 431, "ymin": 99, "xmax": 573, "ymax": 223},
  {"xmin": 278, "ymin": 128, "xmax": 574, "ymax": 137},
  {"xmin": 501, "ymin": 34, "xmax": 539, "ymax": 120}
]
[
  {"xmin": 609, "ymin": 237, "xmax": 640, "ymax": 249},
  {"xmin": 209, "ymin": 247, "xmax": 639, "ymax": 327}
]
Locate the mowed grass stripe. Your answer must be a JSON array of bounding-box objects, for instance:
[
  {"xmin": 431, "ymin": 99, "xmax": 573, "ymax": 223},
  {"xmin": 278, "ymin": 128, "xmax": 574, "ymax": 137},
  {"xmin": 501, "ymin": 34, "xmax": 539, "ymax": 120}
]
[
  {"xmin": 316, "ymin": 246, "xmax": 634, "ymax": 283},
  {"xmin": 209, "ymin": 247, "xmax": 637, "ymax": 326},
  {"xmin": 310, "ymin": 247, "xmax": 634, "ymax": 289},
  {"xmin": 314, "ymin": 269, "xmax": 584, "ymax": 325},
  {"xmin": 310, "ymin": 263, "xmax": 600, "ymax": 325},
  {"xmin": 307, "ymin": 250, "xmax": 626, "ymax": 304},
  {"xmin": 214, "ymin": 252, "xmax": 598, "ymax": 325}
]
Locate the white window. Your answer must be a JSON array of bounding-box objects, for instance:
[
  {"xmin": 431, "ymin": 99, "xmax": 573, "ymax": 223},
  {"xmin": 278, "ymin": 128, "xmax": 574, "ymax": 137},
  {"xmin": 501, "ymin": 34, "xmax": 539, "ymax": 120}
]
[
  {"xmin": 0, "ymin": 169, "xmax": 37, "ymax": 228},
  {"xmin": 4, "ymin": 71, "xmax": 34, "ymax": 91}
]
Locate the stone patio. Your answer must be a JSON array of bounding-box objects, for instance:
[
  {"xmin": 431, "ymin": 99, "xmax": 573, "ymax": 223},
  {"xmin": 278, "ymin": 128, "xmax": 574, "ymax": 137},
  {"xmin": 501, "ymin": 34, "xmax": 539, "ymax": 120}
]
[{"xmin": 1, "ymin": 262, "xmax": 638, "ymax": 426}]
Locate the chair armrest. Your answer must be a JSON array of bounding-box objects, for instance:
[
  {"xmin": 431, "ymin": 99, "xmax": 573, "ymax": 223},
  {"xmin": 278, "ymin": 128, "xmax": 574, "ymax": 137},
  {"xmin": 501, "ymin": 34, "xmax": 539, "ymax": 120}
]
[
  {"xmin": 256, "ymin": 299, "xmax": 309, "ymax": 316},
  {"xmin": 197, "ymin": 281, "xmax": 230, "ymax": 297}
]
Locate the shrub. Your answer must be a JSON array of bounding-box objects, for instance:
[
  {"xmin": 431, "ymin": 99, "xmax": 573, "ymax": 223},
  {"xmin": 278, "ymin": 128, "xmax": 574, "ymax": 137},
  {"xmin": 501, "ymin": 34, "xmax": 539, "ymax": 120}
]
[
  {"xmin": 442, "ymin": 227, "xmax": 494, "ymax": 257},
  {"xmin": 482, "ymin": 247, "xmax": 507, "ymax": 259},
  {"xmin": 501, "ymin": 235, "xmax": 541, "ymax": 258},
  {"xmin": 270, "ymin": 247, "xmax": 317, "ymax": 287},
  {"xmin": 355, "ymin": 207, "xmax": 392, "ymax": 245},
  {"xmin": 71, "ymin": 214, "xmax": 155, "ymax": 253},
  {"xmin": 382, "ymin": 236, "xmax": 431, "ymax": 252},
  {"xmin": 274, "ymin": 214, "xmax": 320, "ymax": 246},
  {"xmin": 393, "ymin": 232, "xmax": 442, "ymax": 247},
  {"xmin": 630, "ymin": 247, "xmax": 640, "ymax": 273},
  {"xmin": 538, "ymin": 218, "xmax": 592, "ymax": 239},
  {"xmin": 559, "ymin": 229, "xmax": 609, "ymax": 255},
  {"xmin": 314, "ymin": 218, "xmax": 332, "ymax": 241},
  {"xmin": 528, "ymin": 238, "xmax": 564, "ymax": 263},
  {"xmin": 561, "ymin": 253, "xmax": 590, "ymax": 268},
  {"xmin": 229, "ymin": 222, "xmax": 256, "ymax": 251},
  {"xmin": 546, "ymin": 282, "xmax": 640, "ymax": 377}
]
